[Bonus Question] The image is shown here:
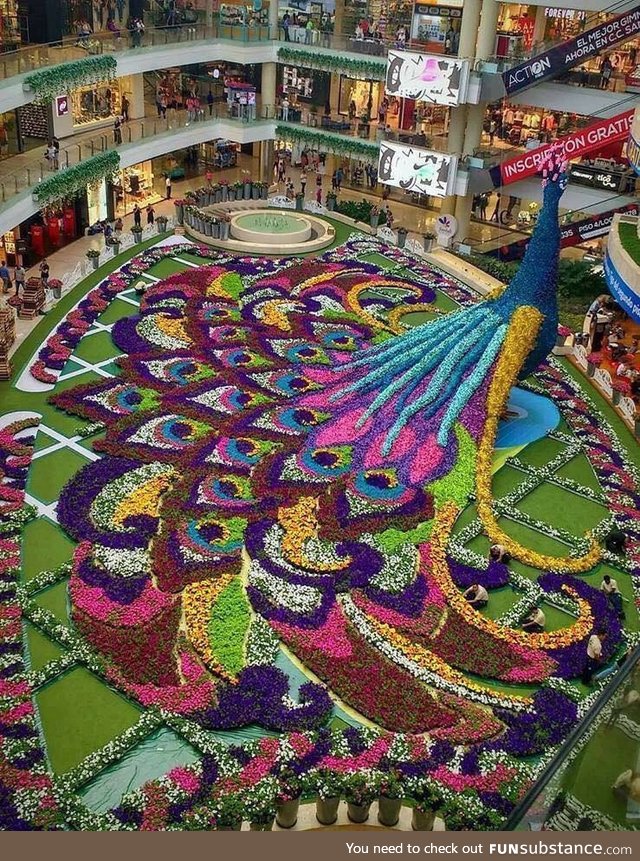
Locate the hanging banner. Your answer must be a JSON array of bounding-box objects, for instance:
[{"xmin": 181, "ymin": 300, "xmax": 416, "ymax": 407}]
[
  {"xmin": 378, "ymin": 140, "xmax": 457, "ymax": 197},
  {"xmin": 604, "ymin": 249, "xmax": 640, "ymax": 323},
  {"xmin": 502, "ymin": 5, "xmax": 640, "ymax": 95},
  {"xmin": 561, "ymin": 204, "xmax": 640, "ymax": 247},
  {"xmin": 629, "ymin": 109, "xmax": 640, "ymax": 175},
  {"xmin": 385, "ymin": 49, "xmax": 470, "ymax": 106},
  {"xmin": 490, "ymin": 110, "xmax": 635, "ymax": 187}
]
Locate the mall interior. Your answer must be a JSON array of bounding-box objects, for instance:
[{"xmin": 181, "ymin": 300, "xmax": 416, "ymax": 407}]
[{"xmin": 1, "ymin": 0, "xmax": 640, "ymax": 835}]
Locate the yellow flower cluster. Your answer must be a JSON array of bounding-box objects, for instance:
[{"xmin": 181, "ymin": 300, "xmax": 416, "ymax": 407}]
[
  {"xmin": 156, "ymin": 313, "xmax": 191, "ymax": 346},
  {"xmin": 183, "ymin": 575, "xmax": 238, "ymax": 683},
  {"xmin": 278, "ymin": 497, "xmax": 350, "ymax": 571},
  {"xmin": 112, "ymin": 473, "xmax": 174, "ymax": 527},
  {"xmin": 346, "ymin": 280, "xmax": 422, "ymax": 332},
  {"xmin": 476, "ymin": 305, "xmax": 601, "ymax": 573},
  {"xmin": 387, "ymin": 303, "xmax": 439, "ymax": 333},
  {"xmin": 290, "ymin": 269, "xmax": 348, "ymax": 298},
  {"xmin": 206, "ymin": 273, "xmax": 233, "ymax": 298},
  {"xmin": 433, "ymin": 502, "xmax": 594, "ymax": 650},
  {"xmin": 260, "ymin": 299, "xmax": 296, "ymax": 332}
]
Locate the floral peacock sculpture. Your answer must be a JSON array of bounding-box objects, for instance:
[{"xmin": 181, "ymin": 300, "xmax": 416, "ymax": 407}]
[{"xmin": 49, "ymin": 148, "xmax": 616, "ymax": 816}]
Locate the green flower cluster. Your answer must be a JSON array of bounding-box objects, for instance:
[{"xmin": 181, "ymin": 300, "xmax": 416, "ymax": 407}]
[
  {"xmin": 24, "ymin": 55, "xmax": 117, "ymax": 104},
  {"xmin": 275, "ymin": 124, "xmax": 379, "ymax": 163},
  {"xmin": 277, "ymin": 47, "xmax": 386, "ymax": 80},
  {"xmin": 33, "ymin": 150, "xmax": 120, "ymax": 205}
]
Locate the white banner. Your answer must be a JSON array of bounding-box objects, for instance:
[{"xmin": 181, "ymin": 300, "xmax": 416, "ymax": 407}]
[
  {"xmin": 378, "ymin": 140, "xmax": 457, "ymax": 197},
  {"xmin": 385, "ymin": 49, "xmax": 469, "ymax": 106}
]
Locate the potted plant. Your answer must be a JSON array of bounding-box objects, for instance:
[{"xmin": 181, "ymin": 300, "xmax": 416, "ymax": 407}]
[
  {"xmin": 612, "ymin": 377, "xmax": 631, "ymax": 405},
  {"xmin": 369, "ymin": 205, "xmax": 380, "ymax": 231},
  {"xmin": 48, "ymin": 278, "xmax": 63, "ymax": 300},
  {"xmin": 228, "ymin": 184, "xmax": 237, "ymax": 201},
  {"xmin": 422, "ymin": 230, "xmax": 436, "ymax": 252},
  {"xmin": 212, "ymin": 219, "xmax": 221, "ymax": 239},
  {"xmin": 378, "ymin": 771, "xmax": 405, "ymax": 827},
  {"xmin": 295, "ymin": 191, "xmax": 305, "ymax": 212},
  {"xmin": 275, "ymin": 769, "xmax": 302, "ymax": 829},
  {"xmin": 214, "ymin": 794, "xmax": 243, "ymax": 831},
  {"xmin": 86, "ymin": 248, "xmax": 101, "ymax": 270},
  {"xmin": 245, "ymin": 781, "xmax": 277, "ymax": 831},
  {"xmin": 409, "ymin": 780, "xmax": 442, "ymax": 831},
  {"xmin": 344, "ymin": 771, "xmax": 380, "ymax": 824},
  {"xmin": 586, "ymin": 351, "xmax": 603, "ymax": 378},
  {"xmin": 106, "ymin": 236, "xmax": 121, "ymax": 257},
  {"xmin": 260, "ymin": 181, "xmax": 268, "ymax": 200},
  {"xmin": 251, "ymin": 181, "xmax": 260, "ymax": 200},
  {"xmin": 131, "ymin": 224, "xmax": 143, "ymax": 244},
  {"xmin": 326, "ymin": 191, "xmax": 337, "ymax": 212},
  {"xmin": 243, "ymin": 173, "xmax": 252, "ymax": 199},
  {"xmin": 396, "ymin": 226, "xmax": 408, "ymax": 248},
  {"xmin": 313, "ymin": 769, "xmax": 344, "ymax": 825},
  {"xmin": 156, "ymin": 215, "xmax": 168, "ymax": 234},
  {"xmin": 219, "ymin": 214, "xmax": 231, "ymax": 241},
  {"xmin": 220, "ymin": 179, "xmax": 229, "ymax": 202}
]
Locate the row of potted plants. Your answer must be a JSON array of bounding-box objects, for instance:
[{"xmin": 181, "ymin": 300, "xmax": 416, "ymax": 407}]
[
  {"xmin": 182, "ymin": 206, "xmax": 231, "ymax": 239},
  {"xmin": 174, "ymin": 179, "xmax": 269, "ymax": 223}
]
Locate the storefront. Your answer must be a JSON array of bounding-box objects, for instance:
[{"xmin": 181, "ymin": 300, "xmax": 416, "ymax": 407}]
[
  {"xmin": 279, "ymin": 64, "xmax": 331, "ymax": 108},
  {"xmin": 543, "ymin": 7, "xmax": 588, "ymax": 44},
  {"xmin": 0, "ymin": 0, "xmax": 23, "ymax": 50},
  {"xmin": 410, "ymin": 3, "xmax": 462, "ymax": 53},
  {"xmin": 111, "ymin": 161, "xmax": 162, "ymax": 218},
  {"xmin": 338, "ymin": 76, "xmax": 382, "ymax": 119},
  {"xmin": 226, "ymin": 82, "xmax": 257, "ymax": 120},
  {"xmin": 0, "ymin": 110, "xmax": 21, "ymax": 160},
  {"xmin": 87, "ymin": 177, "xmax": 108, "ymax": 226},
  {"xmin": 199, "ymin": 139, "xmax": 240, "ymax": 170}
]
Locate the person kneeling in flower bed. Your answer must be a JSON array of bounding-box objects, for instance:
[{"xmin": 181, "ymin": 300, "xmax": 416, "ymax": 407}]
[
  {"xmin": 522, "ymin": 604, "xmax": 546, "ymax": 634},
  {"xmin": 463, "ymin": 583, "xmax": 489, "ymax": 609}
]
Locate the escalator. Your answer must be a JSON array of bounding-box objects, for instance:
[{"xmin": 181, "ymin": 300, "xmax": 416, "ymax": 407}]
[{"xmin": 502, "ymin": 2, "xmax": 640, "ymax": 97}]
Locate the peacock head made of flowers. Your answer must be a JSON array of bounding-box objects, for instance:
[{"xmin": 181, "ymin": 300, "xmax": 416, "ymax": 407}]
[{"xmin": 51, "ymin": 153, "xmax": 610, "ymax": 747}]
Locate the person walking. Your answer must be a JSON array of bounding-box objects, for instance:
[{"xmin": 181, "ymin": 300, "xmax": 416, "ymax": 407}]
[
  {"xmin": 133, "ymin": 204, "xmax": 141, "ymax": 228},
  {"xmin": 146, "ymin": 204, "xmax": 155, "ymax": 225},
  {"xmin": 0, "ymin": 260, "xmax": 10, "ymax": 293},
  {"xmin": 300, "ymin": 172, "xmax": 307, "ymax": 196},
  {"xmin": 600, "ymin": 56, "xmax": 613, "ymax": 89},
  {"xmin": 335, "ymin": 165, "xmax": 343, "ymax": 190},
  {"xmin": 121, "ymin": 95, "xmax": 129, "ymax": 122},
  {"xmin": 165, "ymin": 174, "xmax": 172, "ymax": 199},
  {"xmin": 113, "ymin": 116, "xmax": 122, "ymax": 145},
  {"xmin": 39, "ymin": 258, "xmax": 50, "ymax": 289},
  {"xmin": 14, "ymin": 263, "xmax": 25, "ymax": 296}
]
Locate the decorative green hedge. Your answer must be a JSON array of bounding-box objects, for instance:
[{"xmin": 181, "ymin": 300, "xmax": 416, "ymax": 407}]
[
  {"xmin": 24, "ymin": 55, "xmax": 117, "ymax": 104},
  {"xmin": 33, "ymin": 150, "xmax": 120, "ymax": 205},
  {"xmin": 275, "ymin": 124, "xmax": 379, "ymax": 163},
  {"xmin": 277, "ymin": 47, "xmax": 386, "ymax": 80}
]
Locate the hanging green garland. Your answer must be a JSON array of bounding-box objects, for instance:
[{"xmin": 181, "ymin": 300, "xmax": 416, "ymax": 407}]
[
  {"xmin": 24, "ymin": 56, "xmax": 117, "ymax": 104},
  {"xmin": 277, "ymin": 47, "xmax": 386, "ymax": 80},
  {"xmin": 275, "ymin": 124, "xmax": 380, "ymax": 163},
  {"xmin": 33, "ymin": 151, "xmax": 120, "ymax": 205}
]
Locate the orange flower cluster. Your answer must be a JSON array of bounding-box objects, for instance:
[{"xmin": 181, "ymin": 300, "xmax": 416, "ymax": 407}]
[
  {"xmin": 183, "ymin": 576, "xmax": 238, "ymax": 683},
  {"xmin": 112, "ymin": 473, "xmax": 174, "ymax": 527},
  {"xmin": 476, "ymin": 305, "xmax": 601, "ymax": 574}
]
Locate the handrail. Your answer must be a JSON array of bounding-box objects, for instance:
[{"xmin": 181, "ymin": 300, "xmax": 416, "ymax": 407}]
[{"xmin": 504, "ymin": 645, "xmax": 640, "ymax": 830}]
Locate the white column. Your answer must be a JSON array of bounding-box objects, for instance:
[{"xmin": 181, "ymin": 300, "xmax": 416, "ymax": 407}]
[
  {"xmin": 440, "ymin": 104, "xmax": 467, "ymax": 215},
  {"xmin": 206, "ymin": 0, "xmax": 214, "ymax": 28},
  {"xmin": 262, "ymin": 62, "xmax": 277, "ymax": 117},
  {"xmin": 532, "ymin": 5, "xmax": 547, "ymax": 52},
  {"xmin": 475, "ymin": 0, "xmax": 501, "ymax": 61},
  {"xmin": 457, "ymin": 0, "xmax": 482, "ymax": 59},
  {"xmin": 260, "ymin": 140, "xmax": 275, "ymax": 181},
  {"xmin": 128, "ymin": 73, "xmax": 145, "ymax": 121},
  {"xmin": 269, "ymin": 0, "xmax": 279, "ymax": 39}
]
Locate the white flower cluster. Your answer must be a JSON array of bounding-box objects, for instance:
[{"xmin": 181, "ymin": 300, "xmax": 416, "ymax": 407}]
[
  {"xmin": 91, "ymin": 462, "xmax": 174, "ymax": 531},
  {"xmin": 94, "ymin": 545, "xmax": 149, "ymax": 578},
  {"xmin": 249, "ymin": 560, "xmax": 323, "ymax": 614},
  {"xmin": 245, "ymin": 614, "xmax": 280, "ymax": 666}
]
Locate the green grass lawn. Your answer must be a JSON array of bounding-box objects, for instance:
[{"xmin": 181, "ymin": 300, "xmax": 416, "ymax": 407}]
[{"xmin": 21, "ymin": 519, "xmax": 75, "ymax": 582}]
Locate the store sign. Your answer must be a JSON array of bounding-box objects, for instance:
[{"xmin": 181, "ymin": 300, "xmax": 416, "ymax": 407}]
[
  {"xmin": 604, "ymin": 250, "xmax": 640, "ymax": 323},
  {"xmin": 502, "ymin": 5, "xmax": 640, "ymax": 95},
  {"xmin": 544, "ymin": 8, "xmax": 587, "ymax": 19},
  {"xmin": 413, "ymin": 5, "xmax": 462, "ymax": 17},
  {"xmin": 626, "ymin": 64, "xmax": 640, "ymax": 92},
  {"xmin": 628, "ymin": 131, "xmax": 640, "ymax": 175},
  {"xmin": 385, "ymin": 49, "xmax": 469, "ymax": 106},
  {"xmin": 378, "ymin": 140, "xmax": 457, "ymax": 197},
  {"xmin": 560, "ymin": 204, "xmax": 639, "ymax": 248},
  {"xmin": 569, "ymin": 163, "xmax": 627, "ymax": 192},
  {"xmin": 493, "ymin": 110, "xmax": 635, "ymax": 186},
  {"xmin": 55, "ymin": 95, "xmax": 69, "ymax": 117}
]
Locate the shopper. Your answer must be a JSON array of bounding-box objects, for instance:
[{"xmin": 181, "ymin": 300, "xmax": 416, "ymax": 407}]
[
  {"xmin": 133, "ymin": 204, "xmax": 141, "ymax": 228},
  {"xmin": 146, "ymin": 204, "xmax": 155, "ymax": 225},
  {"xmin": 0, "ymin": 260, "xmax": 10, "ymax": 293},
  {"xmin": 335, "ymin": 166, "xmax": 343, "ymax": 189},
  {"xmin": 300, "ymin": 172, "xmax": 307, "ymax": 196},
  {"xmin": 582, "ymin": 628, "xmax": 607, "ymax": 685},
  {"xmin": 600, "ymin": 56, "xmax": 613, "ymax": 89},
  {"xmin": 39, "ymin": 258, "xmax": 50, "ymax": 288},
  {"xmin": 282, "ymin": 11, "xmax": 290, "ymax": 40},
  {"xmin": 207, "ymin": 90, "xmax": 214, "ymax": 116},
  {"xmin": 14, "ymin": 263, "xmax": 25, "ymax": 296},
  {"xmin": 165, "ymin": 174, "xmax": 172, "ymax": 199},
  {"xmin": 281, "ymin": 96, "xmax": 289, "ymax": 122},
  {"xmin": 121, "ymin": 95, "xmax": 129, "ymax": 122},
  {"xmin": 113, "ymin": 116, "xmax": 122, "ymax": 145}
]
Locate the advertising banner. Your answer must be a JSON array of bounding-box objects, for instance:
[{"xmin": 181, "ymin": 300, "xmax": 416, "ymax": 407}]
[
  {"xmin": 502, "ymin": 5, "xmax": 640, "ymax": 95},
  {"xmin": 491, "ymin": 110, "xmax": 635, "ymax": 187},
  {"xmin": 568, "ymin": 164, "xmax": 627, "ymax": 193},
  {"xmin": 629, "ymin": 109, "xmax": 640, "ymax": 175},
  {"xmin": 385, "ymin": 49, "xmax": 470, "ymax": 106},
  {"xmin": 604, "ymin": 250, "xmax": 640, "ymax": 323},
  {"xmin": 561, "ymin": 204, "xmax": 639, "ymax": 247},
  {"xmin": 378, "ymin": 140, "xmax": 457, "ymax": 197}
]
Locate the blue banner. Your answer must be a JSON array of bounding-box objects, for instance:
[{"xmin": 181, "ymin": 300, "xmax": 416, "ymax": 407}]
[
  {"xmin": 604, "ymin": 250, "xmax": 640, "ymax": 323},
  {"xmin": 628, "ymin": 131, "xmax": 640, "ymax": 176}
]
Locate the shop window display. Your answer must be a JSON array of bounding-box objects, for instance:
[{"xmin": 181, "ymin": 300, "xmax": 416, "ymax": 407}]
[{"xmin": 112, "ymin": 162, "xmax": 162, "ymax": 218}]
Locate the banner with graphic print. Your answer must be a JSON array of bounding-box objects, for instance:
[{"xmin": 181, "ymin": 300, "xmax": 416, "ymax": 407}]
[
  {"xmin": 502, "ymin": 5, "xmax": 640, "ymax": 95},
  {"xmin": 629, "ymin": 109, "xmax": 640, "ymax": 175},
  {"xmin": 385, "ymin": 49, "xmax": 470, "ymax": 106},
  {"xmin": 378, "ymin": 140, "xmax": 457, "ymax": 197},
  {"xmin": 490, "ymin": 110, "xmax": 635, "ymax": 187},
  {"xmin": 604, "ymin": 250, "xmax": 640, "ymax": 323}
]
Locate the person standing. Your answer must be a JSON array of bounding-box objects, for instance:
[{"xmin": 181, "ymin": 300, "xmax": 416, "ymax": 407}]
[
  {"xmin": 14, "ymin": 263, "xmax": 25, "ymax": 296},
  {"xmin": 113, "ymin": 116, "xmax": 122, "ymax": 145},
  {"xmin": 305, "ymin": 17, "xmax": 314, "ymax": 44},
  {"xmin": 121, "ymin": 95, "xmax": 129, "ymax": 122},
  {"xmin": 478, "ymin": 193, "xmax": 488, "ymax": 221},
  {"xmin": 300, "ymin": 172, "xmax": 307, "ymax": 196},
  {"xmin": 282, "ymin": 11, "xmax": 290, "ymax": 41},
  {"xmin": 0, "ymin": 260, "xmax": 10, "ymax": 293},
  {"xmin": 281, "ymin": 96, "xmax": 289, "ymax": 122},
  {"xmin": 335, "ymin": 165, "xmax": 343, "ymax": 190},
  {"xmin": 133, "ymin": 204, "xmax": 141, "ymax": 228},
  {"xmin": 600, "ymin": 56, "xmax": 613, "ymax": 89},
  {"xmin": 146, "ymin": 204, "xmax": 155, "ymax": 225},
  {"xmin": 165, "ymin": 174, "xmax": 172, "ymax": 199},
  {"xmin": 39, "ymin": 258, "xmax": 50, "ymax": 288},
  {"xmin": 582, "ymin": 628, "xmax": 607, "ymax": 685},
  {"xmin": 207, "ymin": 89, "xmax": 214, "ymax": 116}
]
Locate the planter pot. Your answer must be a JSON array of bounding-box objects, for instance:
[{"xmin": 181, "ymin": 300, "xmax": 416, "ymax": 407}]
[
  {"xmin": 261, "ymin": 187, "xmax": 268, "ymax": 200},
  {"xmin": 276, "ymin": 798, "xmax": 300, "ymax": 829},
  {"xmin": 423, "ymin": 238, "xmax": 434, "ymax": 253},
  {"xmin": 412, "ymin": 808, "xmax": 436, "ymax": 831},
  {"xmin": 52, "ymin": 285, "xmax": 62, "ymax": 299},
  {"xmin": 212, "ymin": 222, "xmax": 221, "ymax": 239},
  {"xmin": 635, "ymin": 417, "xmax": 640, "ymax": 440},
  {"xmin": 110, "ymin": 243, "xmax": 121, "ymax": 257},
  {"xmin": 249, "ymin": 819, "xmax": 274, "ymax": 831},
  {"xmin": 370, "ymin": 215, "xmax": 378, "ymax": 230},
  {"xmin": 613, "ymin": 390, "xmax": 622, "ymax": 405},
  {"xmin": 156, "ymin": 221, "xmax": 167, "ymax": 234},
  {"xmin": 347, "ymin": 802, "xmax": 371, "ymax": 823},
  {"xmin": 587, "ymin": 363, "xmax": 597, "ymax": 378},
  {"xmin": 228, "ymin": 188, "xmax": 236, "ymax": 201},
  {"xmin": 244, "ymin": 182, "xmax": 251, "ymax": 199},
  {"xmin": 252, "ymin": 186, "xmax": 260, "ymax": 200},
  {"xmin": 217, "ymin": 822, "xmax": 242, "ymax": 831},
  {"xmin": 89, "ymin": 257, "xmax": 99, "ymax": 270},
  {"xmin": 316, "ymin": 797, "xmax": 340, "ymax": 826},
  {"xmin": 215, "ymin": 189, "xmax": 222, "ymax": 204},
  {"xmin": 204, "ymin": 222, "xmax": 213, "ymax": 236},
  {"xmin": 378, "ymin": 796, "xmax": 402, "ymax": 827},
  {"xmin": 295, "ymin": 197, "xmax": 304, "ymax": 212},
  {"xmin": 133, "ymin": 234, "xmax": 143, "ymax": 244},
  {"xmin": 327, "ymin": 198, "xmax": 336, "ymax": 212},
  {"xmin": 175, "ymin": 205, "xmax": 184, "ymax": 225},
  {"xmin": 220, "ymin": 222, "xmax": 230, "ymax": 240},
  {"xmin": 397, "ymin": 230, "xmax": 408, "ymax": 248},
  {"xmin": 221, "ymin": 186, "xmax": 228, "ymax": 201}
]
